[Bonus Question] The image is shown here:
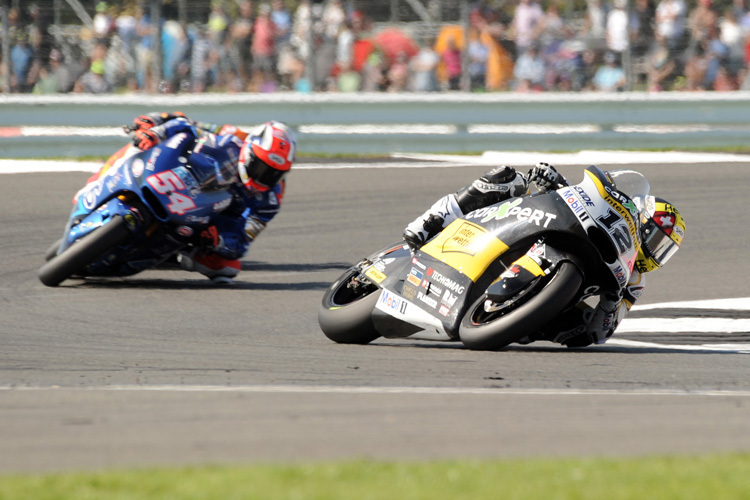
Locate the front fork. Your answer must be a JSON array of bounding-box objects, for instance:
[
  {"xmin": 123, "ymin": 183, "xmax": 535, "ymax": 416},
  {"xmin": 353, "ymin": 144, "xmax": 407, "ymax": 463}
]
[
  {"xmin": 59, "ymin": 194, "xmax": 153, "ymax": 255},
  {"xmin": 484, "ymin": 239, "xmax": 575, "ymax": 312}
]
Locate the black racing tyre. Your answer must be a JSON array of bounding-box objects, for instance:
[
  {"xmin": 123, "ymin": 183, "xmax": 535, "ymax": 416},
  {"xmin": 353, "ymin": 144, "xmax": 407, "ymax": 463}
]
[
  {"xmin": 459, "ymin": 261, "xmax": 583, "ymax": 351},
  {"xmin": 318, "ymin": 268, "xmax": 381, "ymax": 344},
  {"xmin": 44, "ymin": 238, "xmax": 63, "ymax": 261},
  {"xmin": 38, "ymin": 216, "xmax": 132, "ymax": 287}
]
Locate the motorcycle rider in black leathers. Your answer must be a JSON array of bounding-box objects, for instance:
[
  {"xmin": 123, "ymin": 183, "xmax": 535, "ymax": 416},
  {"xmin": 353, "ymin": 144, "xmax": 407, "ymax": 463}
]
[{"xmin": 402, "ymin": 162, "xmax": 686, "ymax": 347}]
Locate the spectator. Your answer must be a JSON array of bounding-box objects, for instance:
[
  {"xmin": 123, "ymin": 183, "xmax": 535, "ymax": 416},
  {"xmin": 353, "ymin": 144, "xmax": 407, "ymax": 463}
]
[
  {"xmin": 291, "ymin": 0, "xmax": 312, "ymax": 61},
  {"xmin": 361, "ymin": 49, "xmax": 387, "ymax": 91},
  {"xmin": 75, "ymin": 60, "xmax": 112, "ymax": 94},
  {"xmin": 655, "ymin": 0, "xmax": 688, "ymax": 51},
  {"xmin": 336, "ymin": 63, "xmax": 361, "ymax": 92},
  {"xmin": 467, "ymin": 35, "xmax": 489, "ymax": 90},
  {"xmin": 190, "ymin": 24, "xmax": 216, "ymax": 92},
  {"xmin": 250, "ymin": 3, "xmax": 277, "ymax": 91},
  {"xmin": 688, "ymin": 0, "xmax": 718, "ymax": 47},
  {"xmin": 511, "ymin": 0, "xmax": 545, "ymax": 55},
  {"xmin": 631, "ymin": 0, "xmax": 656, "ymax": 57},
  {"xmin": 593, "ymin": 51, "xmax": 626, "ymax": 90},
  {"xmin": 703, "ymin": 30, "xmax": 730, "ymax": 89},
  {"xmin": 32, "ymin": 67, "xmax": 58, "ymax": 94},
  {"xmin": 161, "ymin": 20, "xmax": 189, "ymax": 92},
  {"xmin": 720, "ymin": 9, "xmax": 745, "ymax": 80},
  {"xmin": 336, "ymin": 20, "xmax": 355, "ymax": 75},
  {"xmin": 513, "ymin": 43, "xmax": 546, "ymax": 91},
  {"xmin": 581, "ymin": 0, "xmax": 607, "ymax": 51},
  {"xmin": 732, "ymin": 0, "xmax": 748, "ymax": 19},
  {"xmin": 27, "ymin": 2, "xmax": 52, "ymax": 62},
  {"xmin": 92, "ymin": 2, "xmax": 115, "ymax": 42},
  {"xmin": 227, "ymin": 0, "xmax": 255, "ymax": 86},
  {"xmin": 47, "ymin": 48, "xmax": 73, "ymax": 93},
  {"xmin": 271, "ymin": 0, "xmax": 292, "ymax": 47},
  {"xmin": 442, "ymin": 36, "xmax": 462, "ymax": 90},
  {"xmin": 409, "ymin": 39, "xmax": 440, "ymax": 91},
  {"xmin": 134, "ymin": 4, "xmax": 155, "ymax": 91},
  {"xmin": 647, "ymin": 33, "xmax": 679, "ymax": 90},
  {"xmin": 684, "ymin": 39, "xmax": 710, "ymax": 89},
  {"xmin": 10, "ymin": 31, "xmax": 39, "ymax": 93},
  {"xmin": 322, "ymin": 0, "xmax": 346, "ymax": 42},
  {"xmin": 607, "ymin": 0, "xmax": 630, "ymax": 56},
  {"xmin": 387, "ymin": 51, "xmax": 411, "ymax": 92},
  {"xmin": 535, "ymin": 2, "xmax": 566, "ymax": 50}
]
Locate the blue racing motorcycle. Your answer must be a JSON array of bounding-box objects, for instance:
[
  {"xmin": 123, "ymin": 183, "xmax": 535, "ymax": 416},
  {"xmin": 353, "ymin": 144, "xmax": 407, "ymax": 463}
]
[{"xmin": 39, "ymin": 134, "xmax": 236, "ymax": 287}]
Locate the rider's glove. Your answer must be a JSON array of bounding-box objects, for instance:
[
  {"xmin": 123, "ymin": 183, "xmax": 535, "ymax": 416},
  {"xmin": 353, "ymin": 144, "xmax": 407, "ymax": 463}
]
[
  {"xmin": 125, "ymin": 111, "xmax": 187, "ymax": 133},
  {"xmin": 132, "ymin": 127, "xmax": 165, "ymax": 150},
  {"xmin": 528, "ymin": 162, "xmax": 568, "ymax": 193}
]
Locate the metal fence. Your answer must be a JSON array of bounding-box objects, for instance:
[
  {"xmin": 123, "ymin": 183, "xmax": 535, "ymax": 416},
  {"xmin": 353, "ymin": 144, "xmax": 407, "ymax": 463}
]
[{"xmin": 2, "ymin": 92, "xmax": 750, "ymax": 157}]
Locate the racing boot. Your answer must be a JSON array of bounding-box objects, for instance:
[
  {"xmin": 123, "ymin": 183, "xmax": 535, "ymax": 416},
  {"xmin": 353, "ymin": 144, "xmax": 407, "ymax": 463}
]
[
  {"xmin": 403, "ymin": 194, "xmax": 463, "ymax": 251},
  {"xmin": 180, "ymin": 249, "xmax": 241, "ymax": 283}
]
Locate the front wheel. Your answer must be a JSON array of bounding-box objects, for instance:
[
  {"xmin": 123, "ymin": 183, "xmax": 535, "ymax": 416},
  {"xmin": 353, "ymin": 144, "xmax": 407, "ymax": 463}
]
[
  {"xmin": 459, "ymin": 261, "xmax": 583, "ymax": 351},
  {"xmin": 318, "ymin": 268, "xmax": 381, "ymax": 344},
  {"xmin": 38, "ymin": 216, "xmax": 132, "ymax": 287}
]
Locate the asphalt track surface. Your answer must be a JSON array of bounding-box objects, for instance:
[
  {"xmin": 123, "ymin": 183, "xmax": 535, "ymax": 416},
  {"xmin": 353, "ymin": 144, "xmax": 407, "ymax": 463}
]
[{"xmin": 1, "ymin": 159, "xmax": 749, "ymax": 473}]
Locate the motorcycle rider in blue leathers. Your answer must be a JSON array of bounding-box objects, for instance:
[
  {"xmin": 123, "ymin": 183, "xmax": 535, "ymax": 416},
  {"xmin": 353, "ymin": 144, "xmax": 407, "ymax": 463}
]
[
  {"xmin": 402, "ymin": 163, "xmax": 686, "ymax": 347},
  {"xmin": 127, "ymin": 112, "xmax": 297, "ymax": 282}
]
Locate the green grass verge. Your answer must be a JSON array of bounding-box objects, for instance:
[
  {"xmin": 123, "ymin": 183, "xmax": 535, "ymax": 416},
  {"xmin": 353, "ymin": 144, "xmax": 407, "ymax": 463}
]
[{"xmin": 1, "ymin": 455, "xmax": 748, "ymax": 500}]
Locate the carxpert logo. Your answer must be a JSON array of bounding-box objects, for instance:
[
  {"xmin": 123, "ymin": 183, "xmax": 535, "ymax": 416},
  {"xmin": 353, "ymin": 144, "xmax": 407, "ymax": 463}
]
[{"xmin": 467, "ymin": 198, "xmax": 558, "ymax": 228}]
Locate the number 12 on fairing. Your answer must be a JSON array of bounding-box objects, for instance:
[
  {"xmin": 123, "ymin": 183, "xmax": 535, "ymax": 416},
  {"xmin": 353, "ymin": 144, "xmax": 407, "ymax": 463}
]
[{"xmin": 146, "ymin": 171, "xmax": 196, "ymax": 215}]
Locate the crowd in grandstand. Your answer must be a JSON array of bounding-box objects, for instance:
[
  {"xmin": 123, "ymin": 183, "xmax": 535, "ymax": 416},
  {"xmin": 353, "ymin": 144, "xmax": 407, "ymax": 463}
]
[{"xmin": 3, "ymin": 0, "xmax": 750, "ymax": 94}]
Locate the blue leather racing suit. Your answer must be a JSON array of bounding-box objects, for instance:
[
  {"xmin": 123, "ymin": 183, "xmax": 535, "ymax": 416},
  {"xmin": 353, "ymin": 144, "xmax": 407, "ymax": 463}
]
[{"xmin": 155, "ymin": 117, "xmax": 284, "ymax": 260}]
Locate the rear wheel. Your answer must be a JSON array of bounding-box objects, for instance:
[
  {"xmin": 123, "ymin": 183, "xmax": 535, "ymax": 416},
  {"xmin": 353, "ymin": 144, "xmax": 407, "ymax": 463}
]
[
  {"xmin": 38, "ymin": 216, "xmax": 132, "ymax": 287},
  {"xmin": 318, "ymin": 268, "xmax": 381, "ymax": 344},
  {"xmin": 459, "ymin": 261, "xmax": 583, "ymax": 351}
]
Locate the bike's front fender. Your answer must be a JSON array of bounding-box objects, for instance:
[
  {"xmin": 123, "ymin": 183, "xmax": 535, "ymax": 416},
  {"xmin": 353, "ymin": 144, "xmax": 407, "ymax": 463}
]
[{"xmin": 60, "ymin": 197, "xmax": 141, "ymax": 253}]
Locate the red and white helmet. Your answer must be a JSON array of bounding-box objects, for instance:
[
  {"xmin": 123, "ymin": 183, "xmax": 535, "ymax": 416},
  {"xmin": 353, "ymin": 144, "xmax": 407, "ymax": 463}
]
[{"xmin": 238, "ymin": 121, "xmax": 296, "ymax": 192}]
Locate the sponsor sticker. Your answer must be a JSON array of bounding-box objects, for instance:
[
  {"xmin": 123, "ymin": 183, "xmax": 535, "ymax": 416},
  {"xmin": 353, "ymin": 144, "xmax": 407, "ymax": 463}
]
[
  {"xmin": 417, "ymin": 292, "xmax": 438, "ymax": 309},
  {"xmin": 131, "ymin": 159, "xmax": 145, "ymax": 178},
  {"xmin": 379, "ymin": 290, "xmax": 408, "ymax": 314},
  {"xmin": 365, "ymin": 266, "xmax": 386, "ymax": 284},
  {"xmin": 407, "ymin": 267, "xmax": 423, "ymax": 287},
  {"xmin": 428, "ymin": 268, "xmax": 466, "ymax": 294}
]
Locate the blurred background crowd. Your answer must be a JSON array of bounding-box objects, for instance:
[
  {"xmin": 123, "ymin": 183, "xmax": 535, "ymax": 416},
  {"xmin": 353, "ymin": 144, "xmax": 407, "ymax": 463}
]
[{"xmin": 2, "ymin": 0, "xmax": 750, "ymax": 95}]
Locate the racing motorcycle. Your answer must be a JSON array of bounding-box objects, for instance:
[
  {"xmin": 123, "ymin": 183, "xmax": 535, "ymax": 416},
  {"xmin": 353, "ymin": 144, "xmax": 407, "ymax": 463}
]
[
  {"xmin": 39, "ymin": 134, "xmax": 236, "ymax": 287},
  {"xmin": 318, "ymin": 165, "xmax": 650, "ymax": 350}
]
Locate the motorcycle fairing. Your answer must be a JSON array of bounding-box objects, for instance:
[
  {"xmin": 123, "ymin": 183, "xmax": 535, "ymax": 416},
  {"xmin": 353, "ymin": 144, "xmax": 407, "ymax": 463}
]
[
  {"xmin": 485, "ymin": 242, "xmax": 578, "ymax": 303},
  {"xmin": 361, "ymin": 244, "xmax": 457, "ymax": 340},
  {"xmin": 559, "ymin": 166, "xmax": 641, "ymax": 288},
  {"xmin": 422, "ymin": 193, "xmax": 583, "ymax": 283},
  {"xmin": 372, "ymin": 288, "xmax": 450, "ymax": 340},
  {"xmin": 419, "ymin": 219, "xmax": 509, "ymax": 282},
  {"xmin": 58, "ymin": 137, "xmax": 234, "ymax": 277},
  {"xmin": 365, "ymin": 193, "xmax": 586, "ymax": 340}
]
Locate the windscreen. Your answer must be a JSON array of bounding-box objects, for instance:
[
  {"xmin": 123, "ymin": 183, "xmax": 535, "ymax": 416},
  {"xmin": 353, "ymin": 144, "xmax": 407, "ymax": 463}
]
[{"xmin": 608, "ymin": 170, "xmax": 650, "ymax": 211}]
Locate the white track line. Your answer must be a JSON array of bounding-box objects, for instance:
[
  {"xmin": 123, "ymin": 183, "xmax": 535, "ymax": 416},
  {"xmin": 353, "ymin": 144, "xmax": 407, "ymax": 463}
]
[
  {"xmin": 2, "ymin": 385, "xmax": 750, "ymax": 397},
  {"xmin": 632, "ymin": 297, "xmax": 750, "ymax": 311},
  {"xmin": 3, "ymin": 150, "xmax": 750, "ymax": 175},
  {"xmin": 618, "ymin": 317, "xmax": 750, "ymax": 334},
  {"xmin": 396, "ymin": 150, "xmax": 750, "ymax": 165}
]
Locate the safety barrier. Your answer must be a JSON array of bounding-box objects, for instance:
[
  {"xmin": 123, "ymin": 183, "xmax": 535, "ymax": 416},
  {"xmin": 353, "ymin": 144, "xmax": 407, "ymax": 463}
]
[{"xmin": 2, "ymin": 92, "xmax": 750, "ymax": 157}]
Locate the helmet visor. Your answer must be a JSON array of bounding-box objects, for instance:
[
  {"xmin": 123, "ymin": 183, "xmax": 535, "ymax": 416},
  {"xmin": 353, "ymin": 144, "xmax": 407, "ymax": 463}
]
[
  {"xmin": 243, "ymin": 156, "xmax": 286, "ymax": 191},
  {"xmin": 642, "ymin": 220, "xmax": 679, "ymax": 266}
]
